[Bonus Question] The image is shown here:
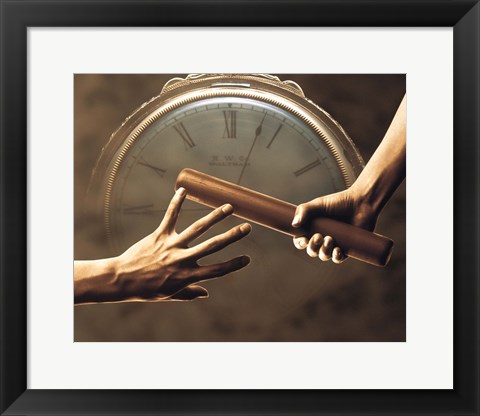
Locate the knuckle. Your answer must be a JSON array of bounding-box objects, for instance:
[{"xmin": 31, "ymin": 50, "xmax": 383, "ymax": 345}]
[
  {"xmin": 214, "ymin": 207, "xmax": 225, "ymax": 217},
  {"xmin": 297, "ymin": 203, "xmax": 308, "ymax": 214},
  {"xmin": 163, "ymin": 210, "xmax": 174, "ymax": 222},
  {"xmin": 154, "ymin": 230, "xmax": 170, "ymax": 244},
  {"xmin": 324, "ymin": 236, "xmax": 334, "ymax": 247},
  {"xmin": 153, "ymin": 226, "xmax": 164, "ymax": 239},
  {"xmin": 212, "ymin": 266, "xmax": 226, "ymax": 277},
  {"xmin": 224, "ymin": 229, "xmax": 239, "ymax": 241},
  {"xmin": 319, "ymin": 249, "xmax": 331, "ymax": 261},
  {"xmin": 312, "ymin": 233, "xmax": 323, "ymax": 246},
  {"xmin": 208, "ymin": 259, "xmax": 240, "ymax": 278},
  {"xmin": 158, "ymin": 249, "xmax": 177, "ymax": 264},
  {"xmin": 235, "ymin": 226, "xmax": 245, "ymax": 236},
  {"xmin": 204, "ymin": 265, "xmax": 222, "ymax": 279},
  {"xmin": 191, "ymin": 223, "xmax": 204, "ymax": 235},
  {"xmin": 204, "ymin": 237, "xmax": 221, "ymax": 252},
  {"xmin": 206, "ymin": 209, "xmax": 223, "ymax": 225},
  {"xmin": 302, "ymin": 201, "xmax": 315, "ymax": 212},
  {"xmin": 206, "ymin": 240, "xmax": 218, "ymax": 251}
]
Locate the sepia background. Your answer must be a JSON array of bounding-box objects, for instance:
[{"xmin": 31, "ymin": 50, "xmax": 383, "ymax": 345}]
[{"xmin": 74, "ymin": 74, "xmax": 406, "ymax": 342}]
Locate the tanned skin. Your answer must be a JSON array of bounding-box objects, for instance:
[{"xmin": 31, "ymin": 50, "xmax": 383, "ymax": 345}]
[
  {"xmin": 75, "ymin": 188, "xmax": 251, "ymax": 305},
  {"xmin": 292, "ymin": 95, "xmax": 406, "ymax": 264}
]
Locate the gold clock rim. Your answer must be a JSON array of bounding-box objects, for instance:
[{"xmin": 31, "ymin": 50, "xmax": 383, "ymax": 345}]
[{"xmin": 103, "ymin": 87, "xmax": 357, "ymax": 245}]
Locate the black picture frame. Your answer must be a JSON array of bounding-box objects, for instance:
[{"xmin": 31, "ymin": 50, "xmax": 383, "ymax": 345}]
[{"xmin": 1, "ymin": 1, "xmax": 479, "ymax": 415}]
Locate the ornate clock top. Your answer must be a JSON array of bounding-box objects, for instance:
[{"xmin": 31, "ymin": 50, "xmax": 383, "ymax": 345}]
[{"xmin": 161, "ymin": 73, "xmax": 306, "ymax": 98}]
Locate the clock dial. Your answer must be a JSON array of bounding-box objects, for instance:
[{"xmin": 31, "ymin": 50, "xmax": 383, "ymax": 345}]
[
  {"xmin": 108, "ymin": 98, "xmax": 350, "ymax": 250},
  {"xmin": 96, "ymin": 86, "xmax": 364, "ymax": 325}
]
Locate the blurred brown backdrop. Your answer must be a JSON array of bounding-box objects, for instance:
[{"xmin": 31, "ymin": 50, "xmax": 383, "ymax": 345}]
[{"xmin": 74, "ymin": 74, "xmax": 406, "ymax": 342}]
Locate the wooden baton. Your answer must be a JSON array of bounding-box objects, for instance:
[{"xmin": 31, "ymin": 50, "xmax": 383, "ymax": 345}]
[{"xmin": 175, "ymin": 169, "xmax": 393, "ymax": 267}]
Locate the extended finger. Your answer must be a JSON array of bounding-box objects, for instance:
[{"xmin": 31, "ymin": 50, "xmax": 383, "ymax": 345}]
[
  {"xmin": 306, "ymin": 233, "xmax": 323, "ymax": 258},
  {"xmin": 156, "ymin": 187, "xmax": 187, "ymax": 234},
  {"xmin": 177, "ymin": 204, "xmax": 234, "ymax": 245},
  {"xmin": 169, "ymin": 285, "xmax": 209, "ymax": 301},
  {"xmin": 319, "ymin": 236, "xmax": 334, "ymax": 261},
  {"xmin": 293, "ymin": 236, "xmax": 308, "ymax": 250},
  {"xmin": 332, "ymin": 247, "xmax": 346, "ymax": 264},
  {"xmin": 187, "ymin": 255, "xmax": 251, "ymax": 285},
  {"xmin": 187, "ymin": 223, "xmax": 252, "ymax": 259}
]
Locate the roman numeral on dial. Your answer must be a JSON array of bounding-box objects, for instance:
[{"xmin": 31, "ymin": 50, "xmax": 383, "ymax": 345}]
[
  {"xmin": 122, "ymin": 204, "xmax": 211, "ymax": 216},
  {"xmin": 137, "ymin": 157, "xmax": 166, "ymax": 178},
  {"xmin": 266, "ymin": 124, "xmax": 283, "ymax": 149},
  {"xmin": 173, "ymin": 122, "xmax": 196, "ymax": 150},
  {"xmin": 294, "ymin": 159, "xmax": 321, "ymax": 177},
  {"xmin": 122, "ymin": 204, "xmax": 154, "ymax": 215},
  {"xmin": 223, "ymin": 111, "xmax": 237, "ymax": 139}
]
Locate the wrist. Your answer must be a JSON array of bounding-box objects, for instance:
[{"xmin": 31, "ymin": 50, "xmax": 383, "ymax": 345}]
[
  {"xmin": 106, "ymin": 255, "xmax": 133, "ymax": 302},
  {"xmin": 347, "ymin": 181, "xmax": 380, "ymax": 231},
  {"xmin": 350, "ymin": 177, "xmax": 383, "ymax": 218},
  {"xmin": 74, "ymin": 257, "xmax": 124, "ymax": 304}
]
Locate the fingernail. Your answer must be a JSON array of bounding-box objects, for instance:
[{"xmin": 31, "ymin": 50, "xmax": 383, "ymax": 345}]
[
  {"xmin": 177, "ymin": 187, "xmax": 186, "ymax": 196},
  {"xmin": 242, "ymin": 256, "xmax": 251, "ymax": 266},
  {"xmin": 240, "ymin": 223, "xmax": 252, "ymax": 234},
  {"xmin": 313, "ymin": 234, "xmax": 321, "ymax": 244},
  {"xmin": 299, "ymin": 239, "xmax": 307, "ymax": 248},
  {"xmin": 292, "ymin": 215, "xmax": 301, "ymax": 227},
  {"xmin": 222, "ymin": 204, "xmax": 234, "ymax": 214}
]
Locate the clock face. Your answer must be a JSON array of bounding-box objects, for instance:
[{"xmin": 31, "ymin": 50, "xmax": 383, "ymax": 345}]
[{"xmin": 100, "ymin": 92, "xmax": 363, "ymax": 325}]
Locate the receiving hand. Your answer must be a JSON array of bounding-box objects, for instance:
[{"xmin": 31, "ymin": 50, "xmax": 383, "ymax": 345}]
[{"xmin": 109, "ymin": 187, "xmax": 251, "ymax": 302}]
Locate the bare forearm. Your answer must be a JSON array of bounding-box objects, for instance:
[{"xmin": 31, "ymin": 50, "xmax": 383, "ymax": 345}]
[
  {"xmin": 74, "ymin": 258, "xmax": 121, "ymax": 304},
  {"xmin": 351, "ymin": 95, "xmax": 406, "ymax": 216}
]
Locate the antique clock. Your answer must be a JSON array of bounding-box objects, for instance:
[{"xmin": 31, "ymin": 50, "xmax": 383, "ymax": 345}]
[{"xmin": 89, "ymin": 74, "xmax": 365, "ymax": 317}]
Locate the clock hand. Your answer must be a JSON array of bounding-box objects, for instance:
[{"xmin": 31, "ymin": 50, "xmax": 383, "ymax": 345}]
[
  {"xmin": 237, "ymin": 113, "xmax": 267, "ymax": 185},
  {"xmin": 122, "ymin": 204, "xmax": 154, "ymax": 215},
  {"xmin": 123, "ymin": 207, "xmax": 211, "ymax": 216}
]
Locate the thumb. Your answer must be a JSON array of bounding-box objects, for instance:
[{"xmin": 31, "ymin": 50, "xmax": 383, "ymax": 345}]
[
  {"xmin": 292, "ymin": 203, "xmax": 310, "ymax": 228},
  {"xmin": 170, "ymin": 285, "xmax": 209, "ymax": 301}
]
